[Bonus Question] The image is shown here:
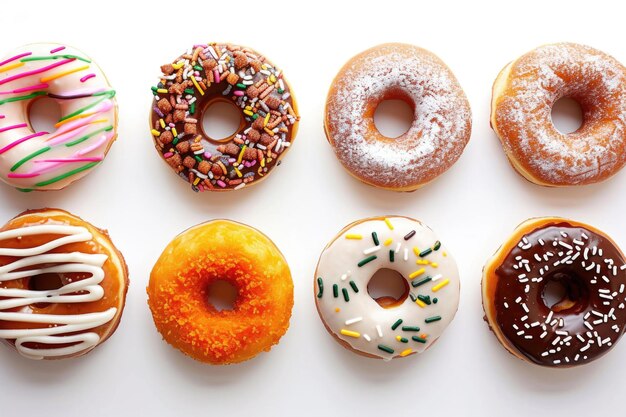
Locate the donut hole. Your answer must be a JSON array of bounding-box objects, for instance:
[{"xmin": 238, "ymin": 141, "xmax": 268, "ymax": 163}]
[
  {"xmin": 27, "ymin": 97, "xmax": 62, "ymax": 134},
  {"xmin": 367, "ymin": 268, "xmax": 410, "ymax": 308},
  {"xmin": 373, "ymin": 99, "xmax": 414, "ymax": 138},
  {"xmin": 201, "ymin": 100, "xmax": 242, "ymax": 142},
  {"xmin": 541, "ymin": 272, "xmax": 589, "ymax": 313},
  {"xmin": 28, "ymin": 273, "xmax": 64, "ymax": 309},
  {"xmin": 206, "ymin": 280, "xmax": 238, "ymax": 311},
  {"xmin": 551, "ymin": 97, "xmax": 583, "ymax": 134}
]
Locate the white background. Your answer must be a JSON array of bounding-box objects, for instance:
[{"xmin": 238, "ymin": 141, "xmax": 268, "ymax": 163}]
[{"xmin": 1, "ymin": 0, "xmax": 625, "ymax": 416}]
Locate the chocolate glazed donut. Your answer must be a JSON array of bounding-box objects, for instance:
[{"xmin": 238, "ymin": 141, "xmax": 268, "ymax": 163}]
[{"xmin": 482, "ymin": 218, "xmax": 626, "ymax": 367}]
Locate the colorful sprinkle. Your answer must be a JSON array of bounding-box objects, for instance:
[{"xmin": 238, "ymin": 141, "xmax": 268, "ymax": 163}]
[
  {"xmin": 345, "ymin": 234, "xmax": 362, "ymax": 240},
  {"xmin": 391, "ymin": 319, "xmax": 403, "ymax": 330},
  {"xmin": 408, "ymin": 268, "xmax": 426, "ymax": 279},
  {"xmin": 342, "ymin": 288, "xmax": 350, "ymax": 302},
  {"xmin": 404, "ymin": 230, "xmax": 416, "ymax": 240},
  {"xmin": 378, "ymin": 344, "xmax": 395, "ymax": 354},
  {"xmin": 333, "ymin": 284, "xmax": 338, "ymax": 298},
  {"xmin": 400, "ymin": 348, "xmax": 413, "ymax": 357},
  {"xmin": 358, "ymin": 255, "xmax": 377, "ymax": 267},
  {"xmin": 316, "ymin": 277, "xmax": 324, "ymax": 298},
  {"xmin": 371, "ymin": 232, "xmax": 379, "ymax": 246},
  {"xmin": 431, "ymin": 279, "xmax": 450, "ymax": 292},
  {"xmin": 340, "ymin": 329, "xmax": 360, "ymax": 338},
  {"xmin": 384, "ymin": 218, "xmax": 394, "ymax": 230},
  {"xmin": 389, "ymin": 250, "xmax": 395, "ymax": 262},
  {"xmin": 402, "ymin": 326, "xmax": 421, "ymax": 332},
  {"xmin": 412, "ymin": 336, "xmax": 427, "ymax": 343},
  {"xmin": 349, "ymin": 281, "xmax": 359, "ymax": 293},
  {"xmin": 425, "ymin": 316, "xmax": 442, "ymax": 323},
  {"xmin": 412, "ymin": 276, "xmax": 432, "ymax": 288}
]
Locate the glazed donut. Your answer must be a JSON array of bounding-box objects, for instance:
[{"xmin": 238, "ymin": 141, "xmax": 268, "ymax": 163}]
[
  {"xmin": 147, "ymin": 220, "xmax": 293, "ymax": 364},
  {"xmin": 482, "ymin": 217, "xmax": 626, "ymax": 367},
  {"xmin": 150, "ymin": 43, "xmax": 299, "ymax": 192},
  {"xmin": 0, "ymin": 43, "xmax": 118, "ymax": 191},
  {"xmin": 324, "ymin": 43, "xmax": 471, "ymax": 191},
  {"xmin": 314, "ymin": 216, "xmax": 460, "ymax": 360},
  {"xmin": 491, "ymin": 43, "xmax": 626, "ymax": 186},
  {"xmin": 0, "ymin": 209, "xmax": 128, "ymax": 360}
]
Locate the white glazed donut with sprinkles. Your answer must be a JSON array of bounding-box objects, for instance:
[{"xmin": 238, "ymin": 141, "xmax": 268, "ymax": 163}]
[{"xmin": 314, "ymin": 216, "xmax": 460, "ymax": 360}]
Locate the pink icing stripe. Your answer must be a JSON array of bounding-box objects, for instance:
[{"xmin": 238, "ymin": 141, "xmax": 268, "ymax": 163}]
[
  {"xmin": 35, "ymin": 157, "xmax": 102, "ymax": 163},
  {"xmin": 0, "ymin": 123, "xmax": 27, "ymax": 133},
  {"xmin": 78, "ymin": 132, "xmax": 112, "ymax": 155},
  {"xmin": 0, "ymin": 131, "xmax": 48, "ymax": 154},
  {"xmin": 7, "ymin": 172, "xmax": 39, "ymax": 179},
  {"xmin": 49, "ymin": 46, "xmax": 65, "ymax": 54},
  {"xmin": 0, "ymin": 52, "xmax": 32, "ymax": 68},
  {"xmin": 80, "ymin": 74, "xmax": 95, "ymax": 83},
  {"xmin": 0, "ymin": 115, "xmax": 4, "ymax": 119},
  {"xmin": 0, "ymin": 58, "xmax": 74, "ymax": 86},
  {"xmin": 46, "ymin": 124, "xmax": 91, "ymax": 146},
  {"xmin": 0, "ymin": 83, "xmax": 48, "ymax": 95}
]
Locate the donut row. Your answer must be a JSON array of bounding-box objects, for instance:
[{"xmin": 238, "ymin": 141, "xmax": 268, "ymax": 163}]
[
  {"xmin": 1, "ymin": 209, "xmax": 625, "ymax": 369},
  {"xmin": 1, "ymin": 42, "xmax": 626, "ymax": 191}
]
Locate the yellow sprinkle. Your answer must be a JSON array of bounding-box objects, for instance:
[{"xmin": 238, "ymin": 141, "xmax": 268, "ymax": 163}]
[
  {"xmin": 340, "ymin": 329, "xmax": 360, "ymax": 338},
  {"xmin": 237, "ymin": 145, "xmax": 247, "ymax": 164},
  {"xmin": 191, "ymin": 76, "xmax": 204, "ymax": 96},
  {"xmin": 345, "ymin": 234, "xmax": 363, "ymax": 240},
  {"xmin": 193, "ymin": 177, "xmax": 200, "ymax": 186},
  {"xmin": 261, "ymin": 64, "xmax": 268, "ymax": 70},
  {"xmin": 400, "ymin": 348, "xmax": 413, "ymax": 357},
  {"xmin": 151, "ymin": 129, "xmax": 161, "ymax": 137},
  {"xmin": 156, "ymin": 88, "xmax": 168, "ymax": 94},
  {"xmin": 432, "ymin": 279, "xmax": 450, "ymax": 292},
  {"xmin": 159, "ymin": 119, "xmax": 165, "ymax": 128},
  {"xmin": 384, "ymin": 218, "xmax": 394, "ymax": 230},
  {"xmin": 443, "ymin": 252, "xmax": 448, "ymax": 257},
  {"xmin": 261, "ymin": 157, "xmax": 266, "ymax": 167},
  {"xmin": 415, "ymin": 298, "xmax": 426, "ymax": 308},
  {"xmin": 413, "ymin": 247, "xmax": 420, "ymax": 256},
  {"xmin": 383, "ymin": 238, "xmax": 392, "ymax": 246},
  {"xmin": 409, "ymin": 268, "xmax": 425, "ymax": 279},
  {"xmin": 416, "ymin": 260, "xmax": 429, "ymax": 265},
  {"xmin": 172, "ymin": 61, "xmax": 184, "ymax": 70},
  {"xmin": 264, "ymin": 127, "xmax": 275, "ymax": 136},
  {"xmin": 243, "ymin": 110, "xmax": 254, "ymax": 117},
  {"xmin": 264, "ymin": 113, "xmax": 271, "ymax": 126},
  {"xmin": 335, "ymin": 308, "xmax": 340, "ymax": 313},
  {"xmin": 430, "ymin": 262, "xmax": 439, "ymax": 268},
  {"xmin": 41, "ymin": 65, "xmax": 89, "ymax": 83},
  {"xmin": 0, "ymin": 61, "xmax": 25, "ymax": 73},
  {"xmin": 234, "ymin": 167, "xmax": 242, "ymax": 178},
  {"xmin": 172, "ymin": 128, "xmax": 178, "ymax": 137}
]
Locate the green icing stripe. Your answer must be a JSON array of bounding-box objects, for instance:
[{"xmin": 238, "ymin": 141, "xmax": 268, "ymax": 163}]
[
  {"xmin": 20, "ymin": 55, "xmax": 91, "ymax": 63},
  {"xmin": 0, "ymin": 91, "xmax": 47, "ymax": 106},
  {"xmin": 10, "ymin": 146, "xmax": 51, "ymax": 172},
  {"xmin": 65, "ymin": 126, "xmax": 113, "ymax": 147},
  {"xmin": 34, "ymin": 161, "xmax": 99, "ymax": 187}
]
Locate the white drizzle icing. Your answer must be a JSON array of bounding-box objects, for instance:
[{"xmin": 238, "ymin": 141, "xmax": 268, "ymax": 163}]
[
  {"xmin": 325, "ymin": 43, "xmax": 471, "ymax": 189},
  {"xmin": 0, "ymin": 224, "xmax": 115, "ymax": 359}
]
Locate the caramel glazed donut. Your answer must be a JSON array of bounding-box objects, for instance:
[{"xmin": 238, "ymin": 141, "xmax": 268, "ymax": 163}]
[
  {"xmin": 324, "ymin": 43, "xmax": 471, "ymax": 191},
  {"xmin": 0, "ymin": 209, "xmax": 128, "ymax": 360},
  {"xmin": 315, "ymin": 216, "xmax": 460, "ymax": 360},
  {"xmin": 491, "ymin": 43, "xmax": 626, "ymax": 186},
  {"xmin": 483, "ymin": 217, "xmax": 626, "ymax": 367},
  {"xmin": 148, "ymin": 220, "xmax": 293, "ymax": 364},
  {"xmin": 150, "ymin": 43, "xmax": 300, "ymax": 192},
  {"xmin": 0, "ymin": 43, "xmax": 118, "ymax": 191}
]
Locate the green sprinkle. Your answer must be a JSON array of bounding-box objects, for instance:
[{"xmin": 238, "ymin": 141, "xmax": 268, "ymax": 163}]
[
  {"xmin": 151, "ymin": 86, "xmax": 158, "ymax": 92},
  {"xmin": 21, "ymin": 54, "xmax": 91, "ymax": 63},
  {"xmin": 371, "ymin": 232, "xmax": 379, "ymax": 246},
  {"xmin": 425, "ymin": 315, "xmax": 442, "ymax": 323},
  {"xmin": 10, "ymin": 147, "xmax": 50, "ymax": 172},
  {"xmin": 412, "ymin": 276, "xmax": 432, "ymax": 288},
  {"xmin": 349, "ymin": 281, "xmax": 359, "ymax": 293},
  {"xmin": 389, "ymin": 250, "xmax": 395, "ymax": 262},
  {"xmin": 333, "ymin": 284, "xmax": 338, "ymax": 298},
  {"xmin": 277, "ymin": 88, "xmax": 284, "ymax": 94},
  {"xmin": 0, "ymin": 91, "xmax": 47, "ymax": 106},
  {"xmin": 65, "ymin": 126, "xmax": 113, "ymax": 147},
  {"xmin": 316, "ymin": 277, "xmax": 324, "ymax": 298},
  {"xmin": 184, "ymin": 88, "xmax": 195, "ymax": 94},
  {"xmin": 193, "ymin": 65, "xmax": 203, "ymax": 71},
  {"xmin": 194, "ymin": 155, "xmax": 202, "ymax": 163},
  {"xmin": 357, "ymin": 255, "xmax": 377, "ymax": 267},
  {"xmin": 252, "ymin": 114, "xmax": 259, "ymax": 120},
  {"xmin": 391, "ymin": 319, "xmax": 403, "ymax": 330},
  {"xmin": 378, "ymin": 344, "xmax": 394, "ymax": 354},
  {"xmin": 419, "ymin": 248, "xmax": 433, "ymax": 257},
  {"xmin": 17, "ymin": 188, "xmax": 34, "ymax": 192},
  {"xmin": 433, "ymin": 241, "xmax": 441, "ymax": 251},
  {"xmin": 398, "ymin": 337, "xmax": 409, "ymax": 343},
  {"xmin": 409, "ymin": 293, "xmax": 417, "ymax": 302},
  {"xmin": 433, "ymin": 298, "xmax": 438, "ymax": 304},
  {"xmin": 402, "ymin": 326, "xmax": 421, "ymax": 332},
  {"xmin": 236, "ymin": 83, "xmax": 247, "ymax": 89},
  {"xmin": 342, "ymin": 288, "xmax": 350, "ymax": 302},
  {"xmin": 190, "ymin": 102, "xmax": 196, "ymax": 114},
  {"xmin": 412, "ymin": 336, "xmax": 427, "ymax": 343},
  {"xmin": 172, "ymin": 137, "xmax": 179, "ymax": 146},
  {"xmin": 417, "ymin": 295, "xmax": 432, "ymax": 305},
  {"xmin": 34, "ymin": 162, "xmax": 100, "ymax": 187}
]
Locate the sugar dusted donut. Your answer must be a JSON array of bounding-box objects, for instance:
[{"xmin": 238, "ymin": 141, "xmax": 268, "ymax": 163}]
[
  {"xmin": 0, "ymin": 209, "xmax": 128, "ymax": 360},
  {"xmin": 0, "ymin": 43, "xmax": 117, "ymax": 191},
  {"xmin": 314, "ymin": 216, "xmax": 460, "ymax": 360},
  {"xmin": 491, "ymin": 43, "xmax": 626, "ymax": 186},
  {"xmin": 324, "ymin": 43, "xmax": 471, "ymax": 191},
  {"xmin": 150, "ymin": 43, "xmax": 299, "ymax": 192},
  {"xmin": 147, "ymin": 220, "xmax": 293, "ymax": 364},
  {"xmin": 482, "ymin": 217, "xmax": 626, "ymax": 367}
]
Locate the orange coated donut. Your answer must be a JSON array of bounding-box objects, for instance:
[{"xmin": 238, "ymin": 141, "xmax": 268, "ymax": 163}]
[
  {"xmin": 491, "ymin": 43, "xmax": 626, "ymax": 186},
  {"xmin": 0, "ymin": 208, "xmax": 128, "ymax": 360},
  {"xmin": 147, "ymin": 219, "xmax": 293, "ymax": 364},
  {"xmin": 324, "ymin": 43, "xmax": 472, "ymax": 191}
]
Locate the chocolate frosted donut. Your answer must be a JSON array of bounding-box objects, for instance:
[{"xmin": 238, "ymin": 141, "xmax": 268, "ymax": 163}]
[
  {"xmin": 150, "ymin": 43, "xmax": 299, "ymax": 192},
  {"xmin": 324, "ymin": 43, "xmax": 472, "ymax": 191},
  {"xmin": 483, "ymin": 217, "xmax": 626, "ymax": 367}
]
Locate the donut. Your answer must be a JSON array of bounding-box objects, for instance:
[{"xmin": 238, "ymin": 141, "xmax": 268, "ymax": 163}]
[
  {"xmin": 491, "ymin": 43, "xmax": 626, "ymax": 186},
  {"xmin": 150, "ymin": 43, "xmax": 300, "ymax": 192},
  {"xmin": 0, "ymin": 208, "xmax": 128, "ymax": 360},
  {"xmin": 324, "ymin": 43, "xmax": 472, "ymax": 191},
  {"xmin": 482, "ymin": 217, "xmax": 626, "ymax": 367},
  {"xmin": 314, "ymin": 216, "xmax": 460, "ymax": 360},
  {"xmin": 147, "ymin": 219, "xmax": 293, "ymax": 364},
  {"xmin": 0, "ymin": 43, "xmax": 118, "ymax": 191}
]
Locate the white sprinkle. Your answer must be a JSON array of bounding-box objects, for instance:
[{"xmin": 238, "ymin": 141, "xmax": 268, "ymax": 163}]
[
  {"xmin": 522, "ymin": 303, "xmax": 529, "ymax": 313},
  {"xmin": 363, "ymin": 334, "xmax": 371, "ymax": 342},
  {"xmin": 376, "ymin": 325, "xmax": 383, "ymax": 338},
  {"xmin": 546, "ymin": 310, "xmax": 554, "ymax": 324},
  {"xmin": 504, "ymin": 302, "xmax": 509, "ymax": 309},
  {"xmin": 404, "ymin": 249, "xmax": 408, "ymax": 261},
  {"xmin": 363, "ymin": 245, "xmax": 381, "ymax": 255},
  {"xmin": 432, "ymin": 274, "xmax": 443, "ymax": 281},
  {"xmin": 395, "ymin": 243, "xmax": 401, "ymax": 254},
  {"xmin": 345, "ymin": 317, "xmax": 363, "ymax": 325},
  {"xmin": 558, "ymin": 241, "xmax": 573, "ymax": 250}
]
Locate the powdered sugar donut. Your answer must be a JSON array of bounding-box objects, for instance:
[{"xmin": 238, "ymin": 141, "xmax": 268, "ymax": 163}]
[
  {"xmin": 0, "ymin": 43, "xmax": 117, "ymax": 191},
  {"xmin": 491, "ymin": 43, "xmax": 626, "ymax": 186},
  {"xmin": 324, "ymin": 43, "xmax": 472, "ymax": 191}
]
